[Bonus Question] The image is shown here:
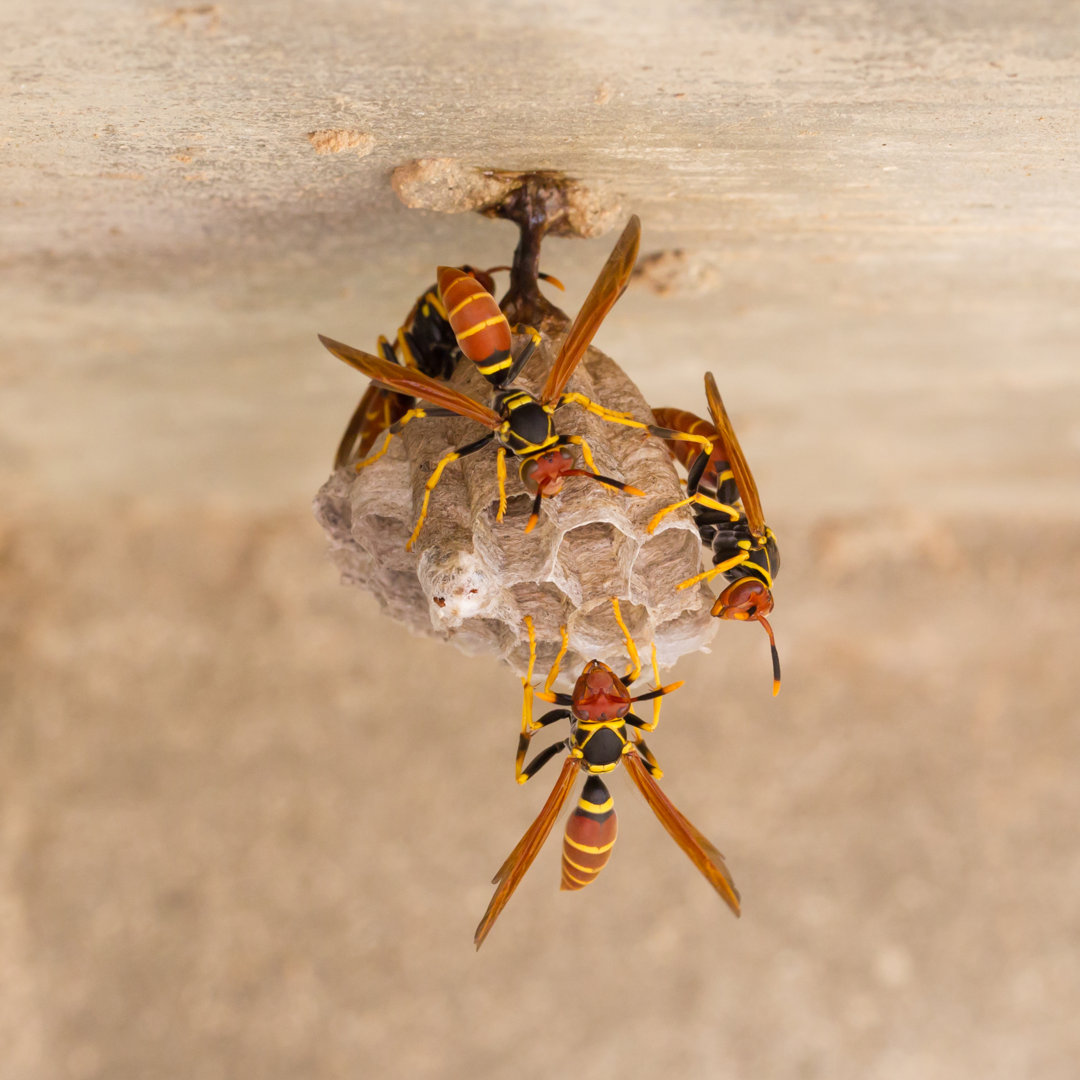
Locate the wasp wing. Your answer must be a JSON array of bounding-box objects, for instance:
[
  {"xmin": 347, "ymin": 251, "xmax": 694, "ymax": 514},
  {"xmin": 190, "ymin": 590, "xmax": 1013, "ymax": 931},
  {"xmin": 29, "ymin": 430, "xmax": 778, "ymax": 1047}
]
[
  {"xmin": 473, "ymin": 756, "xmax": 578, "ymax": 949},
  {"xmin": 539, "ymin": 215, "xmax": 642, "ymax": 405},
  {"xmin": 319, "ymin": 334, "xmax": 503, "ymax": 430},
  {"xmin": 623, "ymin": 747, "xmax": 741, "ymax": 917},
  {"xmin": 334, "ymin": 386, "xmax": 412, "ymax": 468},
  {"xmin": 704, "ymin": 371, "xmax": 766, "ymax": 538}
]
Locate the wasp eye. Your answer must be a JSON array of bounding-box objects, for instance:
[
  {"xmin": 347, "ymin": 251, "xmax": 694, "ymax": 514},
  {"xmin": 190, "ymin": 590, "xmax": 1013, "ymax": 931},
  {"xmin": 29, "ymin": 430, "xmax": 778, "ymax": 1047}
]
[{"xmin": 520, "ymin": 458, "xmax": 541, "ymax": 494}]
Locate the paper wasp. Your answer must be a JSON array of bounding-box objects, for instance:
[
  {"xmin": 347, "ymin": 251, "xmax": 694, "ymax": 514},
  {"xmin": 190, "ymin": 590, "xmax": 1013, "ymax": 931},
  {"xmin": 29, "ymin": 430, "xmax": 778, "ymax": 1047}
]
[
  {"xmin": 650, "ymin": 372, "xmax": 781, "ymax": 695},
  {"xmin": 473, "ymin": 599, "xmax": 741, "ymax": 949},
  {"xmin": 333, "ymin": 267, "xmax": 495, "ymax": 468},
  {"xmin": 334, "ymin": 265, "xmax": 568, "ymax": 468},
  {"xmin": 319, "ymin": 216, "xmax": 714, "ymax": 549}
]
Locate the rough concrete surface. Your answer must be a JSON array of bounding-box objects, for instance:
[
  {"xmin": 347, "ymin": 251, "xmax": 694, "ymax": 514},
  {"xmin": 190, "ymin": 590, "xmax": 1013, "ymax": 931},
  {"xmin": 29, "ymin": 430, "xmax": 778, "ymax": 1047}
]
[{"xmin": 3, "ymin": 1, "xmax": 1080, "ymax": 1078}]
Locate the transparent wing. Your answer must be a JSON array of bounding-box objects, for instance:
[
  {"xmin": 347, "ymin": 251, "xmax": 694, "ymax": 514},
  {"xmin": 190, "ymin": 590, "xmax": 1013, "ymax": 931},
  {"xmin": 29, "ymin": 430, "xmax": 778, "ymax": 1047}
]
[
  {"xmin": 623, "ymin": 747, "xmax": 741, "ymax": 917},
  {"xmin": 473, "ymin": 757, "xmax": 578, "ymax": 949},
  {"xmin": 319, "ymin": 334, "xmax": 503, "ymax": 430},
  {"xmin": 704, "ymin": 371, "xmax": 765, "ymax": 537},
  {"xmin": 540, "ymin": 215, "xmax": 642, "ymax": 404}
]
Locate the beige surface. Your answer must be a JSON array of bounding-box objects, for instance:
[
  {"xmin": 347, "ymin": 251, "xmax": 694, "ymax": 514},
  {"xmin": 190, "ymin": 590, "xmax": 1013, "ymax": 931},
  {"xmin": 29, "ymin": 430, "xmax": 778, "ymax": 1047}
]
[{"xmin": 3, "ymin": 1, "xmax": 1080, "ymax": 1077}]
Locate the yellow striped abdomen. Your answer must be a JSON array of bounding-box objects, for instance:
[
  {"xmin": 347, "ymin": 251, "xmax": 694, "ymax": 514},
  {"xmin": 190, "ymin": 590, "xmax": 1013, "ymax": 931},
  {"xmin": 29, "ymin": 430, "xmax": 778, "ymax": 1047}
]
[
  {"xmin": 437, "ymin": 265, "xmax": 512, "ymax": 379},
  {"xmin": 561, "ymin": 776, "xmax": 618, "ymax": 891}
]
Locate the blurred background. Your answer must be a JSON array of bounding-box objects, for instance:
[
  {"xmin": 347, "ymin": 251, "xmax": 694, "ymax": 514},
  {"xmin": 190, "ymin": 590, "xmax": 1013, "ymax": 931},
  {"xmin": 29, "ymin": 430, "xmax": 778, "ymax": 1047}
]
[{"xmin": 4, "ymin": 1, "xmax": 1079, "ymax": 1077}]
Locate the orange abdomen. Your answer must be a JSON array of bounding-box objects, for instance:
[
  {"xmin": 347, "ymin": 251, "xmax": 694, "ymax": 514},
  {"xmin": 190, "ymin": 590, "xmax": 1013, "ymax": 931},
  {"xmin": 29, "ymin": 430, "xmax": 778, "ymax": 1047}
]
[
  {"xmin": 560, "ymin": 777, "xmax": 617, "ymax": 891},
  {"xmin": 437, "ymin": 266, "xmax": 512, "ymax": 371},
  {"xmin": 653, "ymin": 407, "xmax": 717, "ymax": 473}
]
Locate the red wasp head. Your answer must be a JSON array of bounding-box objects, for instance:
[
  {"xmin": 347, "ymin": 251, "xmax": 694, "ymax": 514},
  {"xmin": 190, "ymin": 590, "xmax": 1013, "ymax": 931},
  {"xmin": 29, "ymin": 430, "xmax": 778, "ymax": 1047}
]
[
  {"xmin": 712, "ymin": 578, "xmax": 781, "ymax": 696},
  {"xmin": 458, "ymin": 265, "xmax": 498, "ymax": 295},
  {"xmin": 520, "ymin": 448, "xmax": 577, "ymax": 498},
  {"xmin": 571, "ymin": 661, "xmax": 633, "ymax": 723},
  {"xmin": 437, "ymin": 264, "xmax": 497, "ymax": 297},
  {"xmin": 519, "ymin": 449, "xmax": 644, "ymax": 532},
  {"xmin": 712, "ymin": 576, "xmax": 773, "ymax": 622}
]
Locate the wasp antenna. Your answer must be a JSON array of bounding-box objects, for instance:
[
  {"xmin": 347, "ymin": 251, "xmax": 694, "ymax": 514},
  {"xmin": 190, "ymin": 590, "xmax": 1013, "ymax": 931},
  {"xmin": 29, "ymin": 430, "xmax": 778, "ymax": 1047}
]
[
  {"xmin": 539, "ymin": 271, "xmax": 565, "ymax": 291},
  {"xmin": 524, "ymin": 490, "xmax": 544, "ymax": 533},
  {"xmin": 758, "ymin": 615, "xmax": 781, "ymax": 696},
  {"xmin": 480, "ymin": 266, "xmax": 563, "ymax": 290},
  {"xmin": 630, "ymin": 679, "xmax": 684, "ymax": 703},
  {"xmin": 562, "ymin": 469, "xmax": 645, "ymax": 498}
]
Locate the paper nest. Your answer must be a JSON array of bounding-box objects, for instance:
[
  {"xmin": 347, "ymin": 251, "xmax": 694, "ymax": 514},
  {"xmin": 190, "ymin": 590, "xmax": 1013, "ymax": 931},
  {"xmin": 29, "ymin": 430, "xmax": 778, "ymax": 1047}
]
[{"xmin": 313, "ymin": 332, "xmax": 717, "ymax": 688}]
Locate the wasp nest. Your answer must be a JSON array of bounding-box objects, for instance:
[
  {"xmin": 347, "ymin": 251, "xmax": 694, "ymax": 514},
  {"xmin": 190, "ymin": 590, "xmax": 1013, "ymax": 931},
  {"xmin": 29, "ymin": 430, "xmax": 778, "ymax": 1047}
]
[
  {"xmin": 314, "ymin": 330, "xmax": 716, "ymax": 687},
  {"xmin": 315, "ymin": 173, "xmax": 719, "ymax": 686}
]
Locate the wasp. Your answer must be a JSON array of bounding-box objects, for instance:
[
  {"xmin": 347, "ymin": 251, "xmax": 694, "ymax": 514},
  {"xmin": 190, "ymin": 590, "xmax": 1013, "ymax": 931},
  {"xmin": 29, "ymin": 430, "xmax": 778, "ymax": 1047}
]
[
  {"xmin": 332, "ymin": 267, "xmax": 496, "ymax": 468},
  {"xmin": 650, "ymin": 372, "xmax": 781, "ymax": 695},
  {"xmin": 473, "ymin": 599, "xmax": 741, "ymax": 948},
  {"xmin": 319, "ymin": 216, "xmax": 714, "ymax": 549},
  {"xmin": 334, "ymin": 265, "xmax": 569, "ymax": 468}
]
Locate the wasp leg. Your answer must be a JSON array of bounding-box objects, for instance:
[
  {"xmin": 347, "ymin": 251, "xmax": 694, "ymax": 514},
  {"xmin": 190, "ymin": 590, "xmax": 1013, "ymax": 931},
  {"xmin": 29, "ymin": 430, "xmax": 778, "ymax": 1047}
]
[
  {"xmin": 685, "ymin": 447, "xmax": 710, "ymax": 494},
  {"xmin": 520, "ymin": 612, "xmax": 540, "ymax": 727},
  {"xmin": 355, "ymin": 405, "xmax": 461, "ymax": 472},
  {"xmin": 568, "ymin": 433, "xmax": 598, "ymax": 475},
  {"xmin": 532, "ymin": 624, "xmax": 571, "ymax": 704},
  {"xmin": 516, "ymin": 721, "xmax": 571, "ymax": 783},
  {"xmin": 625, "ymin": 643, "xmax": 682, "ymax": 731},
  {"xmin": 676, "ymin": 550, "xmax": 750, "ymax": 591},
  {"xmin": 376, "ymin": 334, "xmax": 398, "ymax": 364},
  {"xmin": 520, "ymin": 616, "xmax": 571, "ymax": 726},
  {"xmin": 625, "ymin": 732, "xmax": 663, "ymax": 778},
  {"xmin": 646, "ymin": 495, "xmax": 696, "ymax": 531},
  {"xmin": 395, "ymin": 328, "xmax": 417, "ymax": 370},
  {"xmin": 482, "ymin": 267, "xmax": 567, "ymax": 293},
  {"xmin": 644, "ymin": 422, "xmax": 714, "ymax": 456},
  {"xmin": 610, "ymin": 597, "xmax": 641, "ymax": 682},
  {"xmin": 517, "ymin": 616, "xmax": 573, "ymax": 781},
  {"xmin": 557, "ymin": 391, "xmax": 638, "ymax": 424},
  {"xmin": 614, "ymin": 600, "xmax": 683, "ymax": 731},
  {"xmin": 496, "ymin": 447, "xmax": 508, "ymax": 521},
  {"xmin": 647, "ymin": 492, "xmax": 741, "ymax": 534},
  {"xmin": 405, "ymin": 432, "xmax": 494, "ymax": 550},
  {"xmin": 500, "ymin": 325, "xmax": 542, "ymax": 386},
  {"xmin": 559, "ymin": 394, "xmax": 715, "ymax": 456},
  {"xmin": 353, "ymin": 407, "xmax": 423, "ymax": 471}
]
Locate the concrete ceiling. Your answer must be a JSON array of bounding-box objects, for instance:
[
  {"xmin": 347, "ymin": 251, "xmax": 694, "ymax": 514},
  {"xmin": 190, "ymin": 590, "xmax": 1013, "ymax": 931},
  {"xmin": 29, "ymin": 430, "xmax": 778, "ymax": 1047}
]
[{"xmin": 5, "ymin": 0, "xmax": 1078, "ymax": 520}]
